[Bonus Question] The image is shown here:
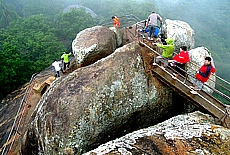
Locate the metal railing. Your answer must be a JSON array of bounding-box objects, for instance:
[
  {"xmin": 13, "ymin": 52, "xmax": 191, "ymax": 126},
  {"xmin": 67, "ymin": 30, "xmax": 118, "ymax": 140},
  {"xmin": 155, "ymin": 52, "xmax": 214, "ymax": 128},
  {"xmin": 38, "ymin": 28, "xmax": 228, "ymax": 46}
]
[
  {"xmin": 2, "ymin": 15, "xmax": 230, "ymax": 154},
  {"xmin": 101, "ymin": 15, "xmax": 230, "ymax": 104},
  {"xmin": 1, "ymin": 45, "xmax": 74, "ymax": 155},
  {"xmin": 1, "ymin": 73, "xmax": 37, "ymax": 155},
  {"xmin": 135, "ymin": 26, "xmax": 230, "ymax": 105},
  {"xmin": 99, "ymin": 14, "xmax": 141, "ymax": 28}
]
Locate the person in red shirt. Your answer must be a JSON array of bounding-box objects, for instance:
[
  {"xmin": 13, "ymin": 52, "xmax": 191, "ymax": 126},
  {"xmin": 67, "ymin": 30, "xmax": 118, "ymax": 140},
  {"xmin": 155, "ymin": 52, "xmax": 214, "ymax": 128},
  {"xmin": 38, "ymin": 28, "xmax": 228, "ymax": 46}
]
[
  {"xmin": 190, "ymin": 56, "xmax": 216, "ymax": 94},
  {"xmin": 112, "ymin": 16, "xmax": 120, "ymax": 28},
  {"xmin": 170, "ymin": 46, "xmax": 190, "ymax": 79}
]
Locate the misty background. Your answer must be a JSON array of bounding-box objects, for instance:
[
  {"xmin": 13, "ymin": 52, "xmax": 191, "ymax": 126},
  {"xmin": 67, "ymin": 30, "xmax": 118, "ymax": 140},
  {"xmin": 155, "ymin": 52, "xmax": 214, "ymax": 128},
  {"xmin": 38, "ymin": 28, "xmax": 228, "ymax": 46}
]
[{"xmin": 0, "ymin": 0, "xmax": 230, "ymax": 101}]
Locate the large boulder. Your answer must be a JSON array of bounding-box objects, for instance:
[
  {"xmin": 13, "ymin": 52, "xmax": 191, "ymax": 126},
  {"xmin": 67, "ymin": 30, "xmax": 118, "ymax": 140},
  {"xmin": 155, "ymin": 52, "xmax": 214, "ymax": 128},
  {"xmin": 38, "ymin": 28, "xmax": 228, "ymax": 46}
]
[
  {"xmin": 23, "ymin": 42, "xmax": 179, "ymax": 155},
  {"xmin": 187, "ymin": 47, "xmax": 216, "ymax": 94},
  {"xmin": 162, "ymin": 19, "xmax": 195, "ymax": 52},
  {"xmin": 85, "ymin": 111, "xmax": 230, "ymax": 155},
  {"xmin": 72, "ymin": 26, "xmax": 117, "ymax": 67}
]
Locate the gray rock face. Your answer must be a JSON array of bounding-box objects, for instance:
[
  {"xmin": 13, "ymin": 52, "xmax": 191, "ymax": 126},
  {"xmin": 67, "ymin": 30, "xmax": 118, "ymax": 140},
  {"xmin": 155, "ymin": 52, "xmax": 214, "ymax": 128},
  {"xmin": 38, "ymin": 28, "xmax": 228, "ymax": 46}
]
[
  {"xmin": 63, "ymin": 4, "xmax": 97, "ymax": 17},
  {"xmin": 162, "ymin": 19, "xmax": 195, "ymax": 52},
  {"xmin": 72, "ymin": 26, "xmax": 117, "ymax": 67},
  {"xmin": 24, "ymin": 42, "xmax": 176, "ymax": 154},
  {"xmin": 109, "ymin": 27, "xmax": 123, "ymax": 47},
  {"xmin": 187, "ymin": 47, "xmax": 216, "ymax": 94},
  {"xmin": 84, "ymin": 111, "xmax": 230, "ymax": 155}
]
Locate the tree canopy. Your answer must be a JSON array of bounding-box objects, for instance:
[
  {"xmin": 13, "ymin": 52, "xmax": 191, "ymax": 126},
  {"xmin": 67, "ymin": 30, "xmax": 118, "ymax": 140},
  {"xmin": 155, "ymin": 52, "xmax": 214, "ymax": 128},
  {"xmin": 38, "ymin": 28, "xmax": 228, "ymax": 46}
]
[{"xmin": 1, "ymin": 0, "xmax": 230, "ymax": 103}]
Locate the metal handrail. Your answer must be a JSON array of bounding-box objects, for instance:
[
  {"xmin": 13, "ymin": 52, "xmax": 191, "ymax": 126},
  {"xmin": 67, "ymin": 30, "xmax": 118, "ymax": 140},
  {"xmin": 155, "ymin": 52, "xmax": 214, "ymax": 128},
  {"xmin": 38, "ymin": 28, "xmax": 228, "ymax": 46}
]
[
  {"xmin": 99, "ymin": 14, "xmax": 141, "ymax": 28},
  {"xmin": 1, "ymin": 38, "xmax": 73, "ymax": 154},
  {"xmin": 1, "ymin": 73, "xmax": 37, "ymax": 155},
  {"xmin": 135, "ymin": 26, "xmax": 230, "ymax": 104},
  {"xmin": 108, "ymin": 16, "xmax": 230, "ymax": 101},
  {"xmin": 171, "ymin": 50, "xmax": 230, "ymax": 86}
]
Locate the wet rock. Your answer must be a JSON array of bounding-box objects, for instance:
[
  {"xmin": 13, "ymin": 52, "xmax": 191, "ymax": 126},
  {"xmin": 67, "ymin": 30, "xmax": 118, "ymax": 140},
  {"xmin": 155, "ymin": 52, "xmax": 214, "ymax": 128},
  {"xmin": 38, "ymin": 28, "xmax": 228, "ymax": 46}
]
[
  {"xmin": 109, "ymin": 27, "xmax": 123, "ymax": 47},
  {"xmin": 187, "ymin": 47, "xmax": 216, "ymax": 94},
  {"xmin": 72, "ymin": 26, "xmax": 117, "ymax": 67},
  {"xmin": 25, "ymin": 42, "xmax": 176, "ymax": 154},
  {"xmin": 85, "ymin": 111, "xmax": 230, "ymax": 155},
  {"xmin": 162, "ymin": 19, "xmax": 195, "ymax": 52}
]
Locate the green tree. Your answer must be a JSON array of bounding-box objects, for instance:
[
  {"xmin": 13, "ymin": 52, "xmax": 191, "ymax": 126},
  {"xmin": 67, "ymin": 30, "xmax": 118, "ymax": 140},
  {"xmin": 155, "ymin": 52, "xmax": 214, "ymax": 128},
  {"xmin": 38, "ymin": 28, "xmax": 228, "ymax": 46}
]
[
  {"xmin": 78, "ymin": 0, "xmax": 156, "ymax": 21},
  {"xmin": 0, "ymin": 44, "xmax": 32, "ymax": 99},
  {"xmin": 0, "ymin": 0, "xmax": 19, "ymax": 28},
  {"xmin": 3, "ymin": 15, "xmax": 65, "ymax": 71},
  {"xmin": 0, "ymin": 14, "xmax": 66, "ymax": 99},
  {"xmin": 54, "ymin": 8, "xmax": 96, "ymax": 47},
  {"xmin": 17, "ymin": 0, "xmax": 76, "ymax": 18}
]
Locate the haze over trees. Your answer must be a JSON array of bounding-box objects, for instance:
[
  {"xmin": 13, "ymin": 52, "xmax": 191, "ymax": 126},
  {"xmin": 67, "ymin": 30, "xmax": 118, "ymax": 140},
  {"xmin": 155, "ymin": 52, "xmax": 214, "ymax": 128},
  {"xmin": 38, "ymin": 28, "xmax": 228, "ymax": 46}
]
[
  {"xmin": 0, "ymin": 0, "xmax": 155, "ymax": 99},
  {"xmin": 0, "ymin": 0, "xmax": 229, "ymax": 102}
]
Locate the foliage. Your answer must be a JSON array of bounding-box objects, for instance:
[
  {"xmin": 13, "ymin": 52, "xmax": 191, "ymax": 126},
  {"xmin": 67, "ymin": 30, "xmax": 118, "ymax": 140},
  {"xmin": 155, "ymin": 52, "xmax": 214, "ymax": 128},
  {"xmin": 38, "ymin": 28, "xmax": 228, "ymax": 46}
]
[
  {"xmin": 3, "ymin": 15, "xmax": 66, "ymax": 71},
  {"xmin": 0, "ymin": 0, "xmax": 19, "ymax": 28},
  {"xmin": 77, "ymin": 0, "xmax": 156, "ymax": 22},
  {"xmin": 7, "ymin": 0, "xmax": 76, "ymax": 18},
  {"xmin": 54, "ymin": 8, "xmax": 96, "ymax": 44},
  {"xmin": 0, "ymin": 44, "xmax": 32, "ymax": 99},
  {"xmin": 0, "ymin": 15, "xmax": 65, "ymax": 98},
  {"xmin": 2, "ymin": 0, "xmax": 229, "ymax": 105}
]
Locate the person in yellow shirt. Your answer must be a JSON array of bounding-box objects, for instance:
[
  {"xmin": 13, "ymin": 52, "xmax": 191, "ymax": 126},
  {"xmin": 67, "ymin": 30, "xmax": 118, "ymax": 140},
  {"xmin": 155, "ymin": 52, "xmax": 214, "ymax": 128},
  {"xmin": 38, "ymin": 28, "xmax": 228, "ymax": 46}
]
[{"xmin": 61, "ymin": 52, "xmax": 72, "ymax": 71}]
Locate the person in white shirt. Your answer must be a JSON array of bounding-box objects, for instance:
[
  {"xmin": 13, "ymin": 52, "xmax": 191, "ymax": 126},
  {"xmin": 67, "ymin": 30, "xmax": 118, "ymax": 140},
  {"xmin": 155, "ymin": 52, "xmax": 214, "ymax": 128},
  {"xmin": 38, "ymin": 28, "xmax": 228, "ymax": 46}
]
[{"xmin": 52, "ymin": 60, "xmax": 64, "ymax": 77}]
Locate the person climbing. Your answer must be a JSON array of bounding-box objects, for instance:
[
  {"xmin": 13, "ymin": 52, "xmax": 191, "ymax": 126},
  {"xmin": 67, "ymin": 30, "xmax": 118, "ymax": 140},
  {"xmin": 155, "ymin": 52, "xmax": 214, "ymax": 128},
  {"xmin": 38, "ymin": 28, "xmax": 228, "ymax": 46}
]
[
  {"xmin": 146, "ymin": 11, "xmax": 162, "ymax": 40},
  {"xmin": 52, "ymin": 60, "xmax": 64, "ymax": 77},
  {"xmin": 61, "ymin": 52, "xmax": 72, "ymax": 72},
  {"xmin": 112, "ymin": 16, "xmax": 120, "ymax": 28},
  {"xmin": 153, "ymin": 38, "xmax": 174, "ymax": 69},
  {"xmin": 190, "ymin": 56, "xmax": 216, "ymax": 95},
  {"xmin": 170, "ymin": 46, "xmax": 190, "ymax": 79}
]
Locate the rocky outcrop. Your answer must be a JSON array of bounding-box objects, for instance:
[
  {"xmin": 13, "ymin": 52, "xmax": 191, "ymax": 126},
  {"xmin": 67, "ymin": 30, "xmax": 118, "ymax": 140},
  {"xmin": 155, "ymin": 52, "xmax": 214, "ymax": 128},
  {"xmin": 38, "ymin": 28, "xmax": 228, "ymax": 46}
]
[
  {"xmin": 23, "ymin": 42, "xmax": 186, "ymax": 155},
  {"xmin": 162, "ymin": 19, "xmax": 195, "ymax": 52},
  {"xmin": 85, "ymin": 111, "xmax": 230, "ymax": 155},
  {"xmin": 187, "ymin": 47, "xmax": 216, "ymax": 94},
  {"xmin": 72, "ymin": 26, "xmax": 117, "ymax": 67},
  {"xmin": 109, "ymin": 27, "xmax": 123, "ymax": 47},
  {"xmin": 0, "ymin": 18, "xmax": 222, "ymax": 155}
]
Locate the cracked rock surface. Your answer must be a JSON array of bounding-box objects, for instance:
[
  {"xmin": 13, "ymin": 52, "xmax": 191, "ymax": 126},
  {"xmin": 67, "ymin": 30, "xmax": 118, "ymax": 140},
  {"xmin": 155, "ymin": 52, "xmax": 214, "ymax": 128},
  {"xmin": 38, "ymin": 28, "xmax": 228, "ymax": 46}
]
[{"xmin": 85, "ymin": 111, "xmax": 230, "ymax": 155}]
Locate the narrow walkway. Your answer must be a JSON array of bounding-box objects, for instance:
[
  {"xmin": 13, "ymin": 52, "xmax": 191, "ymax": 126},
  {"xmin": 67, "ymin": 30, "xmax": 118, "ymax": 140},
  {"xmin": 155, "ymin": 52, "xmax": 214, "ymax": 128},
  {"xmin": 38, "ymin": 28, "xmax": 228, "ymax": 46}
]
[{"xmin": 138, "ymin": 40, "xmax": 230, "ymax": 128}]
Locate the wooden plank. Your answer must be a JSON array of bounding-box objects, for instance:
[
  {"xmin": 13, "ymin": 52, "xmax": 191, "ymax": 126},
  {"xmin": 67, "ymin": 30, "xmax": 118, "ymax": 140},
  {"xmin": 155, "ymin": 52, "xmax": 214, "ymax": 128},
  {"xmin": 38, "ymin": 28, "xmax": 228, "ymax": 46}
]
[{"xmin": 151, "ymin": 66, "xmax": 230, "ymax": 128}]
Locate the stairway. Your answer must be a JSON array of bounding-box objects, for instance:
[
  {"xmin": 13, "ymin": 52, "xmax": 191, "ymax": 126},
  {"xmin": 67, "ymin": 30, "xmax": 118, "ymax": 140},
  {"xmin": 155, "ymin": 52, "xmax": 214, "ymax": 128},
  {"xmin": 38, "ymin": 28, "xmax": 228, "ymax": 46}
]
[{"xmin": 139, "ymin": 40, "xmax": 230, "ymax": 128}]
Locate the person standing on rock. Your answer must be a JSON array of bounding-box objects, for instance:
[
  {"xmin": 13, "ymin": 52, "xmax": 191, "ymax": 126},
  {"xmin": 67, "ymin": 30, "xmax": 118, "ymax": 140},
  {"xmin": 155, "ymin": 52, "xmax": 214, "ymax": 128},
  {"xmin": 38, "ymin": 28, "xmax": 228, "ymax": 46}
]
[
  {"xmin": 170, "ymin": 46, "xmax": 190, "ymax": 79},
  {"xmin": 190, "ymin": 56, "xmax": 215, "ymax": 95},
  {"xmin": 52, "ymin": 60, "xmax": 64, "ymax": 77},
  {"xmin": 146, "ymin": 11, "xmax": 162, "ymax": 40},
  {"xmin": 112, "ymin": 16, "xmax": 120, "ymax": 28},
  {"xmin": 61, "ymin": 52, "xmax": 72, "ymax": 72},
  {"xmin": 153, "ymin": 38, "xmax": 174, "ymax": 69}
]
